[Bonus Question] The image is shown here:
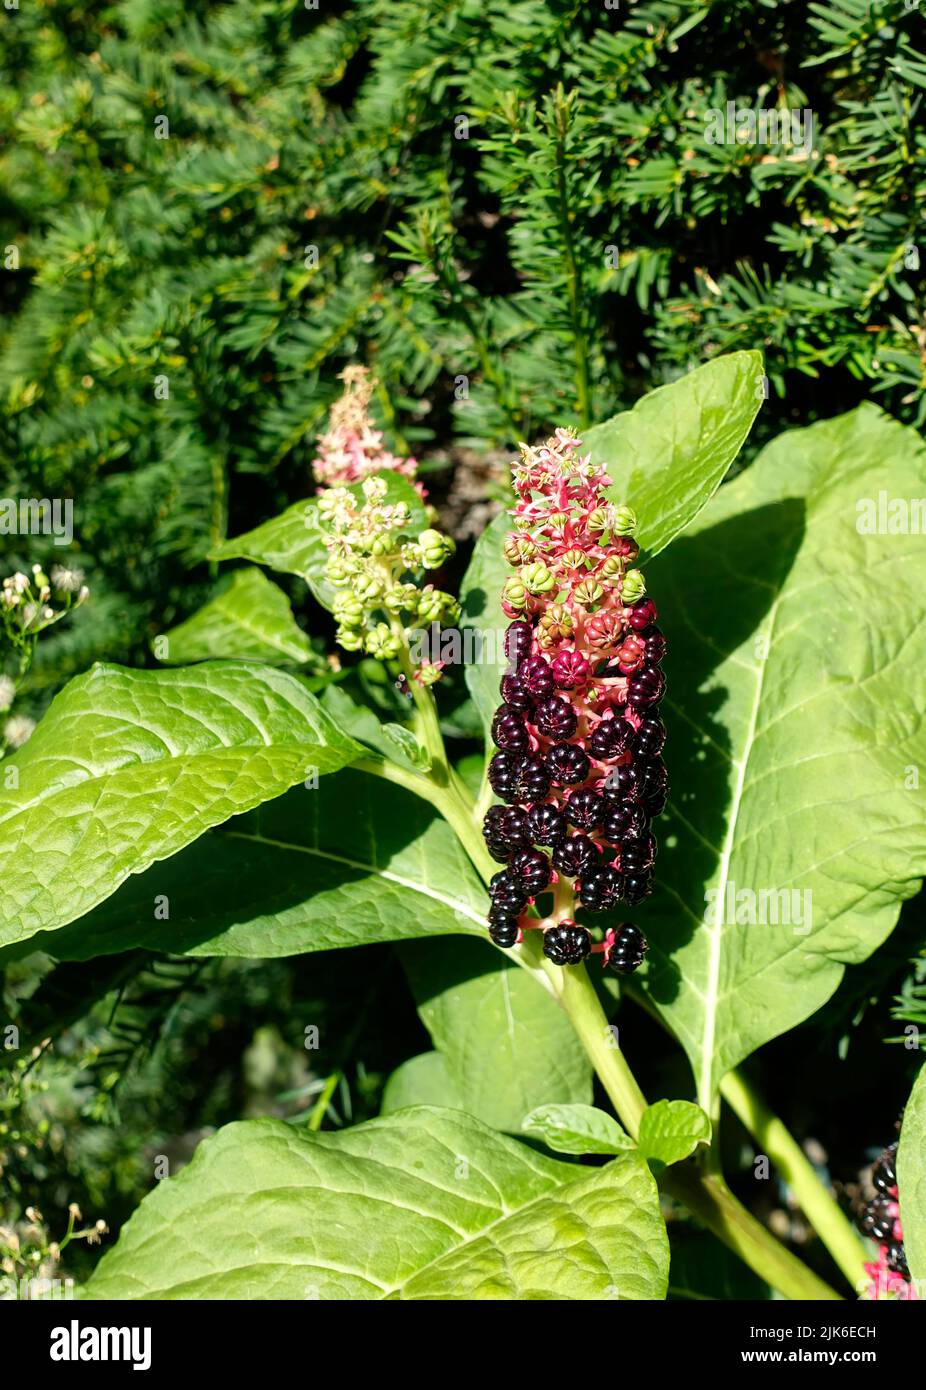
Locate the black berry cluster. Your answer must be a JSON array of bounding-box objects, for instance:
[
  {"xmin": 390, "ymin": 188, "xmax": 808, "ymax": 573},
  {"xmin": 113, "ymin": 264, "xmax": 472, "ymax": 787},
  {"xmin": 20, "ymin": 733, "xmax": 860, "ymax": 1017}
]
[{"xmin": 482, "ymin": 604, "xmax": 667, "ymax": 968}]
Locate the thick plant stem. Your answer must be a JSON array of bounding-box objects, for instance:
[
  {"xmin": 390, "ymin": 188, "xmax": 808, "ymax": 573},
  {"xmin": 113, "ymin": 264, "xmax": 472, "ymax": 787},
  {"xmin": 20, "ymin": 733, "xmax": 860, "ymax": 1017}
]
[
  {"xmin": 721, "ymin": 1068, "xmax": 868, "ymax": 1293},
  {"xmin": 352, "ymin": 752, "xmax": 843, "ymax": 1300}
]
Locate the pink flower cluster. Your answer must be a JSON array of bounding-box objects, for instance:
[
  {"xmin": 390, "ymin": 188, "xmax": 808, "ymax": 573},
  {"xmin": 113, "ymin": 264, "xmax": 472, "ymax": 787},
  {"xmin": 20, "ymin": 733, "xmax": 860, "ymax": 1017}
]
[{"xmin": 312, "ymin": 365, "xmax": 417, "ymax": 488}]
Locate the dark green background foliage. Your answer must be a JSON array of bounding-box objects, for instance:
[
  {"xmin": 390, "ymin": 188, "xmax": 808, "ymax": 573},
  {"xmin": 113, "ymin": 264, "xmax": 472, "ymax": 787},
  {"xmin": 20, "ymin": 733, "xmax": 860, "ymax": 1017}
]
[{"xmin": 2, "ymin": 0, "xmax": 925, "ymax": 684}]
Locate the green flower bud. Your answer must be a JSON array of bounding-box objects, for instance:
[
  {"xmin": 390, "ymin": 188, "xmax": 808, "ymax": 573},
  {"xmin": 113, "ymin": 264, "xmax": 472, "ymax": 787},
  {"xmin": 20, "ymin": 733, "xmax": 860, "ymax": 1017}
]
[
  {"xmin": 586, "ymin": 506, "xmax": 609, "ymax": 535},
  {"xmin": 383, "ymin": 581, "xmax": 420, "ymax": 613},
  {"xmin": 621, "ymin": 568, "xmax": 646, "ymax": 603},
  {"xmin": 612, "ymin": 504, "xmax": 637, "ymax": 536},
  {"xmin": 418, "ymin": 528, "xmax": 455, "ymax": 569},
  {"xmin": 416, "ymin": 662, "xmax": 443, "ymax": 687},
  {"xmin": 325, "ymin": 556, "xmax": 355, "ymax": 587},
  {"xmin": 504, "ymin": 533, "xmax": 537, "ymax": 565},
  {"xmin": 521, "ymin": 561, "xmax": 556, "ymax": 595},
  {"xmin": 336, "ymin": 624, "xmax": 364, "ymax": 651},
  {"xmin": 502, "ymin": 576, "xmax": 529, "ymax": 610},
  {"xmin": 599, "ymin": 554, "xmax": 624, "ymax": 580},
  {"xmin": 573, "ymin": 578, "xmax": 604, "ymax": 608},
  {"xmin": 560, "ymin": 548, "xmax": 588, "ymax": 571},
  {"xmin": 333, "ymin": 594, "xmax": 364, "ymax": 627},
  {"xmin": 364, "ymin": 622, "xmax": 402, "ymax": 660},
  {"xmin": 354, "ymin": 572, "xmax": 384, "ymax": 603},
  {"xmin": 537, "ymin": 603, "xmax": 574, "ymax": 644}
]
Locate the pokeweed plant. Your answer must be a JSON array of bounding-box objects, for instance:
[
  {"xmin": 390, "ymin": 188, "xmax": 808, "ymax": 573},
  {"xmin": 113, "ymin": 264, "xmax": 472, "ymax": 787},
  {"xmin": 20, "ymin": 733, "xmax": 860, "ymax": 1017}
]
[{"xmin": 1, "ymin": 351, "xmax": 925, "ymax": 1302}]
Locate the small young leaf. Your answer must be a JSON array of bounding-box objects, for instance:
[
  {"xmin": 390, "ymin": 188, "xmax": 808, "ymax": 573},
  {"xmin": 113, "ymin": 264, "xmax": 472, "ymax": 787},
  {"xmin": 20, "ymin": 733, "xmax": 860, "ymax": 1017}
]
[
  {"xmin": 637, "ymin": 1100, "xmax": 712, "ymax": 1167},
  {"xmin": 155, "ymin": 568, "xmax": 312, "ymax": 665},
  {"xmin": 897, "ymin": 1062, "xmax": 926, "ymax": 1288},
  {"xmin": 522, "ymin": 1103, "xmax": 634, "ymax": 1156}
]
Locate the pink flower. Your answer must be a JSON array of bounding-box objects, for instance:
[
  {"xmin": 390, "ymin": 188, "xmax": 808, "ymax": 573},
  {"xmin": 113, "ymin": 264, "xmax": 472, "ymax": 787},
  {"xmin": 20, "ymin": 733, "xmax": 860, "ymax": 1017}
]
[{"xmin": 313, "ymin": 366, "xmax": 419, "ymax": 488}]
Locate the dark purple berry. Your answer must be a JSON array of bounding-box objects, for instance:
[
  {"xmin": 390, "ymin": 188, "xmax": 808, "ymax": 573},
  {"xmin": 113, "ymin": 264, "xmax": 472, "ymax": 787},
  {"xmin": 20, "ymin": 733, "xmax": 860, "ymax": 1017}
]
[
  {"xmin": 626, "ymin": 664, "xmax": 666, "ymax": 709},
  {"xmin": 487, "ymin": 750, "xmax": 525, "ymax": 803},
  {"xmin": 518, "ymin": 654, "xmax": 556, "ymax": 700},
  {"xmin": 565, "ymin": 787, "xmax": 604, "ymax": 831},
  {"xmin": 639, "ymin": 757, "xmax": 669, "ymax": 815},
  {"xmin": 887, "ymin": 1242, "xmax": 909, "ymax": 1279},
  {"xmin": 627, "ymin": 598, "xmax": 658, "ymax": 631},
  {"xmin": 859, "ymin": 1197, "xmax": 894, "ymax": 1242},
  {"xmin": 513, "ymin": 755, "xmax": 551, "ymax": 803},
  {"xmin": 492, "ymin": 704, "xmax": 530, "ymax": 752},
  {"xmin": 504, "ymin": 620, "xmax": 533, "ymax": 666},
  {"xmin": 608, "ymin": 922, "xmax": 648, "ymax": 975},
  {"xmin": 552, "ymin": 834, "xmax": 600, "ymax": 878},
  {"xmin": 579, "ymin": 864, "xmax": 624, "ymax": 912},
  {"xmin": 483, "ymin": 805, "xmax": 532, "ymax": 862},
  {"xmin": 589, "ymin": 717, "xmax": 633, "ymax": 761},
  {"xmin": 642, "ymin": 626, "xmax": 667, "ymax": 663},
  {"xmin": 489, "ymin": 869, "xmax": 527, "ymax": 910},
  {"xmin": 499, "ymin": 672, "xmax": 533, "ymax": 711},
  {"xmin": 623, "ymin": 871, "xmax": 653, "ymax": 905},
  {"xmin": 617, "ymin": 833, "xmax": 657, "ymax": 874},
  {"xmin": 510, "ymin": 848, "xmax": 552, "ymax": 895},
  {"xmin": 603, "ymin": 763, "xmax": 644, "ymax": 803},
  {"xmin": 533, "ymin": 695, "xmax": 578, "ymax": 740},
  {"xmin": 633, "ymin": 715, "xmax": 666, "ymax": 759},
  {"xmin": 526, "ymin": 802, "xmax": 567, "ymax": 847},
  {"xmin": 546, "ymin": 742, "xmax": 590, "ymax": 787},
  {"xmin": 602, "ymin": 799, "xmax": 647, "ymax": 843},
  {"xmin": 489, "ymin": 919, "xmax": 520, "ymax": 949},
  {"xmin": 543, "ymin": 922, "xmax": 592, "ymax": 966}
]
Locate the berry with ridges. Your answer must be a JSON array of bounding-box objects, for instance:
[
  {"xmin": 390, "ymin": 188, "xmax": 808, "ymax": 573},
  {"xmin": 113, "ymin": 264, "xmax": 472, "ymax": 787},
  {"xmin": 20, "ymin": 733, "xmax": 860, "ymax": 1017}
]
[
  {"xmin": 526, "ymin": 802, "xmax": 567, "ymax": 847},
  {"xmin": 623, "ymin": 871, "xmax": 653, "ymax": 905},
  {"xmin": 589, "ymin": 717, "xmax": 633, "ymax": 761},
  {"xmin": 604, "ymin": 763, "xmax": 644, "ymax": 802},
  {"xmin": 509, "ymin": 848, "xmax": 552, "ymax": 895},
  {"xmin": 602, "ymin": 800, "xmax": 646, "ymax": 843},
  {"xmin": 633, "ymin": 715, "xmax": 666, "ymax": 759},
  {"xmin": 551, "ymin": 650, "xmax": 590, "ymax": 689},
  {"xmin": 513, "ymin": 755, "xmax": 552, "ymax": 803},
  {"xmin": 504, "ymin": 620, "xmax": 534, "ymax": 666},
  {"xmin": 487, "ymin": 750, "xmax": 524, "ymax": 802},
  {"xmin": 565, "ymin": 787, "xmax": 604, "ymax": 830},
  {"xmin": 489, "ymin": 919, "xmax": 520, "ymax": 948},
  {"xmin": 627, "ymin": 664, "xmax": 666, "ymax": 708},
  {"xmin": 543, "ymin": 922, "xmax": 592, "ymax": 965},
  {"xmin": 553, "ymin": 834, "xmax": 600, "ymax": 877},
  {"xmin": 518, "ymin": 654, "xmax": 556, "ymax": 699},
  {"xmin": 579, "ymin": 864, "xmax": 624, "ymax": 911},
  {"xmin": 639, "ymin": 757, "xmax": 669, "ymax": 815},
  {"xmin": 534, "ymin": 695, "xmax": 578, "ymax": 740},
  {"xmin": 483, "ymin": 805, "xmax": 532, "ymax": 861},
  {"xmin": 608, "ymin": 922, "xmax": 648, "ymax": 975},
  {"xmin": 492, "ymin": 705, "xmax": 530, "ymax": 751},
  {"xmin": 642, "ymin": 626, "xmax": 667, "ymax": 662},
  {"xmin": 618, "ymin": 833, "xmax": 657, "ymax": 873},
  {"xmin": 627, "ymin": 598, "xmax": 658, "ymax": 631},
  {"xmin": 499, "ymin": 672, "xmax": 533, "ymax": 711},
  {"xmin": 546, "ymin": 742, "xmax": 591, "ymax": 786}
]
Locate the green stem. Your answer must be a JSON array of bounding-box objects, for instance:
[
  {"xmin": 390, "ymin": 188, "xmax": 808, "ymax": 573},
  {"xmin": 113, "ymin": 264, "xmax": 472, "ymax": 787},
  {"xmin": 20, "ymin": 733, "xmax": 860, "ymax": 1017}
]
[{"xmin": 721, "ymin": 1068, "xmax": 867, "ymax": 1293}]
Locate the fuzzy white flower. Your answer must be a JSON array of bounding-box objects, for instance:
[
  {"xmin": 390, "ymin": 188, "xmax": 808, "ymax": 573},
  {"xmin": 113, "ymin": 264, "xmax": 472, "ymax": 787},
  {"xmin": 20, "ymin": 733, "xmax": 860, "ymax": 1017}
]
[
  {"xmin": 0, "ymin": 676, "xmax": 15, "ymax": 712},
  {"xmin": 51, "ymin": 565, "xmax": 84, "ymax": 594},
  {"xmin": 4, "ymin": 715, "xmax": 35, "ymax": 749}
]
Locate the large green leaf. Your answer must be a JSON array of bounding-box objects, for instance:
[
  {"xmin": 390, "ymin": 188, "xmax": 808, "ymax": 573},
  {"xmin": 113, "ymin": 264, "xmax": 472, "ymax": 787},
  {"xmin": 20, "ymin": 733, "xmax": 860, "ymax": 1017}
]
[
  {"xmin": 898, "ymin": 1062, "xmax": 926, "ymax": 1287},
  {"xmin": 586, "ymin": 350, "xmax": 765, "ymax": 559},
  {"xmin": 381, "ymin": 1052, "xmax": 465, "ymax": 1114},
  {"xmin": 156, "ymin": 568, "xmax": 313, "ymax": 665},
  {"xmin": 82, "ymin": 1108, "xmax": 669, "ymax": 1300},
  {"xmin": 8, "ymin": 771, "xmax": 486, "ymax": 962},
  {"xmin": 209, "ymin": 472, "xmax": 428, "ymax": 610},
  {"xmin": 401, "ymin": 937, "xmax": 592, "ymax": 1131},
  {"xmin": 639, "ymin": 405, "xmax": 926, "ymax": 1105},
  {"xmin": 0, "ymin": 663, "xmax": 362, "ymax": 951}
]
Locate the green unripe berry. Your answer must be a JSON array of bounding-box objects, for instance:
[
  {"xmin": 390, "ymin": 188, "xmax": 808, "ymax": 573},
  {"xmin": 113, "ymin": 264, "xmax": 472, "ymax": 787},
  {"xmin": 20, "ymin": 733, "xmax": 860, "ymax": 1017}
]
[
  {"xmin": 621, "ymin": 568, "xmax": 646, "ymax": 603},
  {"xmin": 521, "ymin": 562, "xmax": 556, "ymax": 595}
]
